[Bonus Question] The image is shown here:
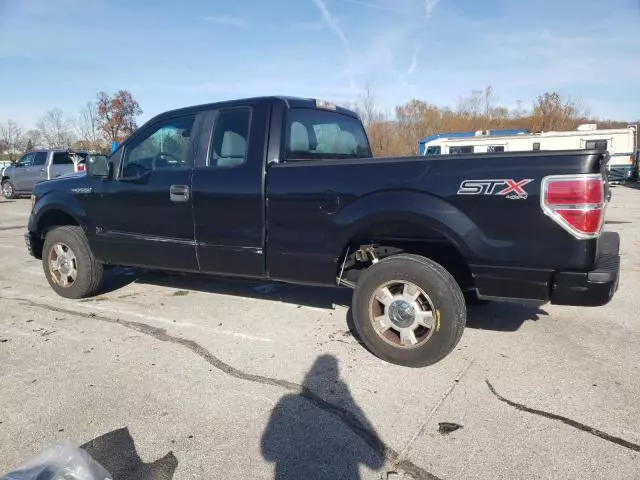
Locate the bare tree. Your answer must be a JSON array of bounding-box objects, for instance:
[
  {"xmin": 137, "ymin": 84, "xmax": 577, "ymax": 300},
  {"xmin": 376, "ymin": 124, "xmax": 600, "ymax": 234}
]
[
  {"xmin": 532, "ymin": 92, "xmax": 586, "ymax": 131},
  {"xmin": 37, "ymin": 108, "xmax": 74, "ymax": 148},
  {"xmin": 23, "ymin": 129, "xmax": 42, "ymax": 150},
  {"xmin": 0, "ymin": 120, "xmax": 24, "ymax": 160},
  {"xmin": 456, "ymin": 89, "xmax": 483, "ymax": 119},
  {"xmin": 353, "ymin": 83, "xmax": 385, "ymax": 128},
  {"xmin": 395, "ymin": 99, "xmax": 444, "ymax": 154},
  {"xmin": 511, "ymin": 100, "xmax": 526, "ymax": 118},
  {"xmin": 76, "ymin": 101, "xmax": 106, "ymax": 151}
]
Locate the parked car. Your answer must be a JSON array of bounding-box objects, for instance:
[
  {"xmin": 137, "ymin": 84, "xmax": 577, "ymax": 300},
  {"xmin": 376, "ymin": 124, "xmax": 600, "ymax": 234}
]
[
  {"xmin": 25, "ymin": 96, "xmax": 620, "ymax": 367},
  {"xmin": 1, "ymin": 149, "xmax": 88, "ymax": 199}
]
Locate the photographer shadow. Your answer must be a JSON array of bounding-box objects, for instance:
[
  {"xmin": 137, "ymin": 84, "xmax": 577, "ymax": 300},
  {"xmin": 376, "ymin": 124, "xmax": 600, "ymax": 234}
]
[{"xmin": 261, "ymin": 355, "xmax": 385, "ymax": 480}]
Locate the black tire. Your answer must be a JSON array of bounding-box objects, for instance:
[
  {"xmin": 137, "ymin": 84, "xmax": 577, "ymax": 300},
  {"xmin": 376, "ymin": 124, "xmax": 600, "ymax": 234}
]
[
  {"xmin": 42, "ymin": 226, "xmax": 103, "ymax": 299},
  {"xmin": 352, "ymin": 254, "xmax": 466, "ymax": 367},
  {"xmin": 2, "ymin": 180, "xmax": 16, "ymax": 199}
]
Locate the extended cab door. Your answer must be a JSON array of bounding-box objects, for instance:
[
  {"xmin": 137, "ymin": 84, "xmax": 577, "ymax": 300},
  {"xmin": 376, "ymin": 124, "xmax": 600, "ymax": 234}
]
[
  {"xmin": 191, "ymin": 102, "xmax": 270, "ymax": 278},
  {"xmin": 91, "ymin": 114, "xmax": 203, "ymax": 271},
  {"xmin": 9, "ymin": 152, "xmax": 36, "ymax": 191}
]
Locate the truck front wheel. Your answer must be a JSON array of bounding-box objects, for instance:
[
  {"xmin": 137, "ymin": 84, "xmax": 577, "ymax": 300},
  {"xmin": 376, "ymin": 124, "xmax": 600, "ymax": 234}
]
[
  {"xmin": 352, "ymin": 254, "xmax": 467, "ymax": 367},
  {"xmin": 42, "ymin": 226, "xmax": 103, "ymax": 299}
]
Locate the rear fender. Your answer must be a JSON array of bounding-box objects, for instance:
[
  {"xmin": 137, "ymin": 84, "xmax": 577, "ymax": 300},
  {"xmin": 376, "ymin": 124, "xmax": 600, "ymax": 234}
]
[{"xmin": 331, "ymin": 190, "xmax": 510, "ymax": 263}]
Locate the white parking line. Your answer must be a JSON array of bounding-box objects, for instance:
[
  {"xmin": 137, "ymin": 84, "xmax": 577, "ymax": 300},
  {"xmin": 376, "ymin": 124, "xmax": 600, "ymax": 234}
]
[
  {"xmin": 0, "ymin": 290, "xmax": 275, "ymax": 343},
  {"xmin": 0, "ymin": 244, "xmax": 23, "ymax": 250}
]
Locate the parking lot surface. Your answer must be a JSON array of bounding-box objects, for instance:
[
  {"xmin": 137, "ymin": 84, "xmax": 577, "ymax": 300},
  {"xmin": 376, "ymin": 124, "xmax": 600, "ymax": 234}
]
[{"xmin": 1, "ymin": 186, "xmax": 639, "ymax": 479}]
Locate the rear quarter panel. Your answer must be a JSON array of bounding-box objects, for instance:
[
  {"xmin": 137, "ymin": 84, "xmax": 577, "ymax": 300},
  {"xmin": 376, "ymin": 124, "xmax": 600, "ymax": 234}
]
[{"xmin": 266, "ymin": 151, "xmax": 605, "ymax": 285}]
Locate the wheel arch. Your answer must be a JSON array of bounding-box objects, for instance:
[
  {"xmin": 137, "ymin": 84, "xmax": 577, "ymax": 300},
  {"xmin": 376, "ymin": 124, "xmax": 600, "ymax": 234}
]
[
  {"xmin": 331, "ymin": 191, "xmax": 479, "ymax": 288},
  {"xmin": 338, "ymin": 220, "xmax": 475, "ymax": 291},
  {"xmin": 29, "ymin": 193, "xmax": 87, "ymax": 257}
]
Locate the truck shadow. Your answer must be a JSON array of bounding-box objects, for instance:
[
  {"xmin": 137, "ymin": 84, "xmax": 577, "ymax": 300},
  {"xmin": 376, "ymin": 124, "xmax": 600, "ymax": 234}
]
[
  {"xmin": 465, "ymin": 301, "xmax": 548, "ymax": 332},
  {"xmin": 109, "ymin": 269, "xmax": 353, "ymax": 310},
  {"xmin": 101, "ymin": 269, "xmax": 546, "ymax": 333}
]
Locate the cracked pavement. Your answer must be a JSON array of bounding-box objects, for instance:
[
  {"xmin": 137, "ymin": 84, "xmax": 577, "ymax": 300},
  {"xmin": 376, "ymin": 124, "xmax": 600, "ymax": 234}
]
[{"xmin": 1, "ymin": 186, "xmax": 640, "ymax": 479}]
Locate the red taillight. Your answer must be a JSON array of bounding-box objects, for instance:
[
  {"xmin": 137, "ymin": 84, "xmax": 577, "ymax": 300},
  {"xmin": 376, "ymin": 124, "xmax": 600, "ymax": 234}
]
[
  {"xmin": 546, "ymin": 178, "xmax": 604, "ymax": 205},
  {"xmin": 76, "ymin": 164, "xmax": 86, "ymax": 172},
  {"xmin": 541, "ymin": 174, "xmax": 606, "ymax": 238}
]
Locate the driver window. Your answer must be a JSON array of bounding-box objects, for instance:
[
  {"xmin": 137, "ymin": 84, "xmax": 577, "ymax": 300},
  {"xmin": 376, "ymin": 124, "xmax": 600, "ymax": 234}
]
[
  {"xmin": 121, "ymin": 115, "xmax": 196, "ymax": 178},
  {"xmin": 17, "ymin": 153, "xmax": 36, "ymax": 167}
]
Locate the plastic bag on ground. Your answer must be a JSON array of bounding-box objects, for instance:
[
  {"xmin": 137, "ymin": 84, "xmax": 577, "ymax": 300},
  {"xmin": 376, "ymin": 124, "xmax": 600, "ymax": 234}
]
[{"xmin": 2, "ymin": 442, "xmax": 112, "ymax": 480}]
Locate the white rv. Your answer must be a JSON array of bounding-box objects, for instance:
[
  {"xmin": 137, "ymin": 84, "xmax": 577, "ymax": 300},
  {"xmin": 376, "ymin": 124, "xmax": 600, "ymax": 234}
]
[{"xmin": 419, "ymin": 124, "xmax": 638, "ymax": 182}]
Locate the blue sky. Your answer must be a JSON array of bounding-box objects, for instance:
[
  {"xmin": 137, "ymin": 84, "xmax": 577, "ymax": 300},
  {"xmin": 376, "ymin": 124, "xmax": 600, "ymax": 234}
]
[{"xmin": 0, "ymin": 0, "xmax": 639, "ymax": 129}]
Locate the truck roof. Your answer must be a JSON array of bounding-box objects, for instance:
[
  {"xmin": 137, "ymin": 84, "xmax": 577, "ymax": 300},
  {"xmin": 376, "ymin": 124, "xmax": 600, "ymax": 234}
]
[
  {"xmin": 28, "ymin": 149, "xmax": 90, "ymax": 154},
  {"xmin": 149, "ymin": 96, "xmax": 361, "ymax": 125}
]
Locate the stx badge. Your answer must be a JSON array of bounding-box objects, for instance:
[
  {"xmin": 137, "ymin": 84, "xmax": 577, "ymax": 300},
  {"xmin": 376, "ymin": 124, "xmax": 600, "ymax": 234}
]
[{"xmin": 457, "ymin": 179, "xmax": 534, "ymax": 200}]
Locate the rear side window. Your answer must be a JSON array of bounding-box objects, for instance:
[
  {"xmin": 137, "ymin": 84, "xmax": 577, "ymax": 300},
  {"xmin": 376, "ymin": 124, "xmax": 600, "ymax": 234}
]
[
  {"xmin": 33, "ymin": 152, "xmax": 48, "ymax": 166},
  {"xmin": 449, "ymin": 146, "xmax": 474, "ymax": 154},
  {"xmin": 209, "ymin": 108, "xmax": 251, "ymax": 168},
  {"xmin": 285, "ymin": 108, "xmax": 371, "ymax": 161},
  {"xmin": 487, "ymin": 145, "xmax": 505, "ymax": 153},
  {"xmin": 52, "ymin": 152, "xmax": 74, "ymax": 165},
  {"xmin": 585, "ymin": 140, "xmax": 608, "ymax": 150},
  {"xmin": 425, "ymin": 146, "xmax": 441, "ymax": 155}
]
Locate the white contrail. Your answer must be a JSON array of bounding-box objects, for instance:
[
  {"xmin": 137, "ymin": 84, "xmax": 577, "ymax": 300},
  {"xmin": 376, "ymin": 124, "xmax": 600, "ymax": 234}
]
[
  {"xmin": 424, "ymin": 0, "xmax": 440, "ymax": 19},
  {"xmin": 313, "ymin": 0, "xmax": 353, "ymax": 57}
]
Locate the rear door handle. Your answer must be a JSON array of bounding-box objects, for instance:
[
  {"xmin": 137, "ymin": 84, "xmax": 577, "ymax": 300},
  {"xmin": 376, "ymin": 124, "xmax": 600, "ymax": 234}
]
[{"xmin": 169, "ymin": 185, "xmax": 190, "ymax": 202}]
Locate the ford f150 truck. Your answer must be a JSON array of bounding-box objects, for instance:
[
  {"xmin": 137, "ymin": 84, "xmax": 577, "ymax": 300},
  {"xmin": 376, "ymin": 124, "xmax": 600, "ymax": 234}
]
[
  {"xmin": 25, "ymin": 97, "xmax": 621, "ymax": 367},
  {"xmin": 2, "ymin": 149, "xmax": 89, "ymax": 199}
]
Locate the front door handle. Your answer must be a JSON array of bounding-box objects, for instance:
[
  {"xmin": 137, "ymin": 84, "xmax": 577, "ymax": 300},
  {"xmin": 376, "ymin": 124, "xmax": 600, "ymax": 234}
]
[{"xmin": 170, "ymin": 185, "xmax": 190, "ymax": 202}]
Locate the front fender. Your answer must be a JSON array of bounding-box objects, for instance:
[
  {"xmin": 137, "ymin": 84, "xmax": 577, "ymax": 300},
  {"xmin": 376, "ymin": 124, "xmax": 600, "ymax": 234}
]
[
  {"xmin": 29, "ymin": 190, "xmax": 87, "ymax": 234},
  {"xmin": 330, "ymin": 190, "xmax": 512, "ymax": 263}
]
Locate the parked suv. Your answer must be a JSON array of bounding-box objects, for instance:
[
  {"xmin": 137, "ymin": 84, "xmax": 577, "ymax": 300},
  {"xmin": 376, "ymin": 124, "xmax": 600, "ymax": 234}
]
[{"xmin": 1, "ymin": 149, "xmax": 88, "ymax": 199}]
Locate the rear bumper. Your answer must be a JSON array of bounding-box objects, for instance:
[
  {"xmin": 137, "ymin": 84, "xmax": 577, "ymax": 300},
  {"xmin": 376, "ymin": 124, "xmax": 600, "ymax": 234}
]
[{"xmin": 550, "ymin": 232, "xmax": 620, "ymax": 307}]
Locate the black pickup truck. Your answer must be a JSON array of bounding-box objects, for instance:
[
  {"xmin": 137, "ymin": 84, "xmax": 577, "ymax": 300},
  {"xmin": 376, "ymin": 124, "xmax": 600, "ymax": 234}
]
[{"xmin": 26, "ymin": 96, "xmax": 620, "ymax": 367}]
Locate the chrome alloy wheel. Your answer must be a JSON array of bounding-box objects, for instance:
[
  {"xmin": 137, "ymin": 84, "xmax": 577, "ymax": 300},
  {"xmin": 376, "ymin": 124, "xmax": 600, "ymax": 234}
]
[
  {"xmin": 2, "ymin": 182, "xmax": 13, "ymax": 198},
  {"xmin": 48, "ymin": 242, "xmax": 78, "ymax": 288},
  {"xmin": 369, "ymin": 280, "xmax": 436, "ymax": 348}
]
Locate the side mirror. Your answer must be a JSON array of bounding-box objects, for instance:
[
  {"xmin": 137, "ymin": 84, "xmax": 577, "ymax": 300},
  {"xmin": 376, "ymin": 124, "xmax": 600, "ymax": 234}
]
[{"xmin": 87, "ymin": 155, "xmax": 112, "ymax": 179}]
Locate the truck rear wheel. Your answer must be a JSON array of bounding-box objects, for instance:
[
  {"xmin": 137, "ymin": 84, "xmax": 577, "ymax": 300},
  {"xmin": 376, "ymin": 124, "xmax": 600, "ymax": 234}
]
[
  {"xmin": 42, "ymin": 226, "xmax": 103, "ymax": 299},
  {"xmin": 352, "ymin": 254, "xmax": 466, "ymax": 367},
  {"xmin": 2, "ymin": 180, "xmax": 16, "ymax": 199}
]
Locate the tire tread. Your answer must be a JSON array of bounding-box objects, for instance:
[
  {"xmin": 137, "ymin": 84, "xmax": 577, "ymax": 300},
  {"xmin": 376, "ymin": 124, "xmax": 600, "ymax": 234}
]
[
  {"xmin": 352, "ymin": 253, "xmax": 467, "ymax": 367},
  {"xmin": 42, "ymin": 226, "xmax": 103, "ymax": 299}
]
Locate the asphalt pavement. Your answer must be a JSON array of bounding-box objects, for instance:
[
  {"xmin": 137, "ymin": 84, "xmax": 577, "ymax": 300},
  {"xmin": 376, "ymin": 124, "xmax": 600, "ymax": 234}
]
[{"xmin": 1, "ymin": 186, "xmax": 639, "ymax": 479}]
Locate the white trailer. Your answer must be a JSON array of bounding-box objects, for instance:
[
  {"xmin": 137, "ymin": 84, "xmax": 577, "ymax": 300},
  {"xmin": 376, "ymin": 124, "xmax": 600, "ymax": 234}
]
[{"xmin": 419, "ymin": 124, "xmax": 638, "ymax": 182}]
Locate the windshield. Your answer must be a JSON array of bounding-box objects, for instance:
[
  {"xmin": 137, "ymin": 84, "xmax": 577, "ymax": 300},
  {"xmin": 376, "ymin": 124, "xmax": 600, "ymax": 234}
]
[{"xmin": 285, "ymin": 108, "xmax": 371, "ymax": 161}]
